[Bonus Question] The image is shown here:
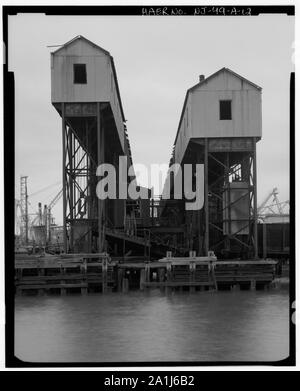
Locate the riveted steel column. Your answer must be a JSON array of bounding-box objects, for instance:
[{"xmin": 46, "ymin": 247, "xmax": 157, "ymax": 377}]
[
  {"xmin": 204, "ymin": 138, "xmax": 209, "ymax": 255},
  {"xmin": 97, "ymin": 102, "xmax": 103, "ymax": 252},
  {"xmin": 253, "ymin": 137, "xmax": 258, "ymax": 259},
  {"xmin": 62, "ymin": 103, "xmax": 67, "ymax": 253}
]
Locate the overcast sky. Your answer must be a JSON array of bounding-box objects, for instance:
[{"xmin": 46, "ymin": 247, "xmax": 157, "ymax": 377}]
[{"xmin": 9, "ymin": 13, "xmax": 294, "ymax": 225}]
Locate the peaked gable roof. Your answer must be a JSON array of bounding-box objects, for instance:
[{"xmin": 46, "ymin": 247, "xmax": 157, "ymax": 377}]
[
  {"xmin": 52, "ymin": 35, "xmax": 110, "ymax": 56},
  {"xmin": 174, "ymin": 67, "xmax": 262, "ymax": 146},
  {"xmin": 190, "ymin": 67, "xmax": 262, "ymax": 92},
  {"xmin": 51, "ymin": 35, "xmax": 125, "ymax": 122}
]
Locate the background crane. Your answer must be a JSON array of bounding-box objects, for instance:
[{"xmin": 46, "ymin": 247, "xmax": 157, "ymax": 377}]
[
  {"xmin": 258, "ymin": 188, "xmax": 289, "ymax": 222},
  {"xmin": 15, "ymin": 176, "xmax": 63, "ymax": 248}
]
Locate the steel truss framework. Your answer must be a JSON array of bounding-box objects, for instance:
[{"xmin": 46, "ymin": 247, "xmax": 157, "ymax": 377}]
[
  {"xmin": 202, "ymin": 137, "xmax": 258, "ymax": 259},
  {"xmin": 161, "ymin": 137, "xmax": 259, "ymax": 259},
  {"xmin": 61, "ymin": 102, "xmax": 105, "ymax": 254}
]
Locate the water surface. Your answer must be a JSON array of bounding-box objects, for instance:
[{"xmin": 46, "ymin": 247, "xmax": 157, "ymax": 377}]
[{"xmin": 15, "ymin": 290, "xmax": 289, "ymax": 363}]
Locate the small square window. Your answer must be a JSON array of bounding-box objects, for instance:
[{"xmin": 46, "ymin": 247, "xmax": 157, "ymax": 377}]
[
  {"xmin": 73, "ymin": 64, "xmax": 87, "ymax": 84},
  {"xmin": 219, "ymin": 100, "xmax": 232, "ymax": 120}
]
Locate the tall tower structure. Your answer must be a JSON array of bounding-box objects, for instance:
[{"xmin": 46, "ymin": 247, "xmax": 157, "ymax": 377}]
[
  {"xmin": 51, "ymin": 36, "xmax": 131, "ymax": 253},
  {"xmin": 20, "ymin": 175, "xmax": 29, "ymax": 245},
  {"xmin": 161, "ymin": 68, "xmax": 262, "ymax": 259}
]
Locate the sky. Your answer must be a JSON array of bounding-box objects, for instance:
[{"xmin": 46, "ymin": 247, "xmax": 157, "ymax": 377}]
[{"xmin": 9, "ymin": 13, "xmax": 294, "ymax": 226}]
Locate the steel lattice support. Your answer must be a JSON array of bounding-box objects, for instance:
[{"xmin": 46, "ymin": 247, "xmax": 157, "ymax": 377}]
[
  {"xmin": 61, "ymin": 103, "xmax": 105, "ymax": 253},
  {"xmin": 202, "ymin": 137, "xmax": 258, "ymax": 259}
]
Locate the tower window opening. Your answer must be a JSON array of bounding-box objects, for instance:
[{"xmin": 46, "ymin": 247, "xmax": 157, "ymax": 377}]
[
  {"xmin": 73, "ymin": 64, "xmax": 87, "ymax": 84},
  {"xmin": 219, "ymin": 100, "xmax": 232, "ymax": 120}
]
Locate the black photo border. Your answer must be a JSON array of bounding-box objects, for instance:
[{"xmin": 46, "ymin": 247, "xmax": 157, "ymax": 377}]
[{"xmin": 3, "ymin": 4, "xmax": 296, "ymax": 369}]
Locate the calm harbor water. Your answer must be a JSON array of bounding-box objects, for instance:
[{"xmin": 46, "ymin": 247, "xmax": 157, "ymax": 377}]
[{"xmin": 15, "ymin": 289, "xmax": 289, "ymax": 363}]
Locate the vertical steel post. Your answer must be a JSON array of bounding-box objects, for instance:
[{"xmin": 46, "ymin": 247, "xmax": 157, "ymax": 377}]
[
  {"xmin": 25, "ymin": 179, "xmax": 28, "ymax": 245},
  {"xmin": 101, "ymin": 106, "xmax": 106, "ymax": 250},
  {"xmin": 262, "ymin": 222, "xmax": 267, "ymax": 259},
  {"xmin": 69, "ymin": 128, "xmax": 74, "ymax": 251},
  {"xmin": 97, "ymin": 102, "xmax": 103, "ymax": 252},
  {"xmin": 197, "ymin": 146, "xmax": 202, "ymax": 256},
  {"xmin": 253, "ymin": 137, "xmax": 258, "ymax": 259},
  {"xmin": 102, "ymin": 256, "xmax": 108, "ymax": 293},
  {"xmin": 62, "ymin": 103, "xmax": 67, "ymax": 253},
  {"xmin": 151, "ymin": 198, "xmax": 154, "ymax": 225},
  {"xmin": 226, "ymin": 152, "xmax": 231, "ymax": 252},
  {"xmin": 85, "ymin": 121, "xmax": 92, "ymax": 252},
  {"xmin": 204, "ymin": 138, "xmax": 209, "ymax": 255}
]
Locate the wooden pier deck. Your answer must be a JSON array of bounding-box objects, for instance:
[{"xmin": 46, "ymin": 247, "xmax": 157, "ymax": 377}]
[{"xmin": 14, "ymin": 253, "xmax": 277, "ymax": 296}]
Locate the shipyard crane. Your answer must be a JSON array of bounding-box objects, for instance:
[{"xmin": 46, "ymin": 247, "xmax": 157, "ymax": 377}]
[
  {"xmin": 48, "ymin": 189, "xmax": 63, "ymax": 212},
  {"xmin": 258, "ymin": 188, "xmax": 279, "ymax": 215},
  {"xmin": 258, "ymin": 188, "xmax": 289, "ymax": 222},
  {"xmin": 45, "ymin": 189, "xmax": 63, "ymax": 243},
  {"xmin": 15, "ymin": 198, "xmax": 22, "ymax": 235},
  {"xmin": 27, "ymin": 188, "xmax": 63, "ymax": 246},
  {"xmin": 18, "ymin": 176, "xmax": 29, "ymax": 244}
]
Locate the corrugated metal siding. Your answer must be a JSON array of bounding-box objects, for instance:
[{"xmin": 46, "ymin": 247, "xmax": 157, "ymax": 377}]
[
  {"xmin": 51, "ymin": 38, "xmax": 125, "ymax": 151},
  {"xmin": 175, "ymin": 94, "xmax": 192, "ymax": 163},
  {"xmin": 174, "ymin": 70, "xmax": 262, "ymax": 164},
  {"xmin": 51, "ymin": 54, "xmax": 110, "ymax": 103},
  {"xmin": 191, "ymin": 88, "xmax": 261, "ymax": 138},
  {"xmin": 108, "ymin": 63, "xmax": 125, "ymax": 150}
]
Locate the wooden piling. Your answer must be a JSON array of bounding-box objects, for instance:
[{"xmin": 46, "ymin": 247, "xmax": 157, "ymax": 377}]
[
  {"xmin": 14, "ymin": 256, "xmax": 277, "ymax": 296},
  {"xmin": 15, "ymin": 287, "xmax": 22, "ymax": 296},
  {"xmin": 144, "ymin": 263, "xmax": 151, "ymax": 290},
  {"xmin": 158, "ymin": 267, "xmax": 165, "ymax": 293},
  {"xmin": 166, "ymin": 262, "xmax": 172, "ymax": 294},
  {"xmin": 122, "ymin": 278, "xmax": 129, "ymax": 293},
  {"xmin": 81, "ymin": 287, "xmax": 88, "ymax": 295},
  {"xmin": 208, "ymin": 260, "xmax": 217, "ymax": 290},
  {"xmin": 189, "ymin": 261, "xmax": 196, "ymax": 293},
  {"xmin": 117, "ymin": 268, "xmax": 124, "ymax": 292},
  {"xmin": 38, "ymin": 268, "xmax": 45, "ymax": 277},
  {"xmin": 262, "ymin": 223, "xmax": 267, "ymax": 259},
  {"xmin": 102, "ymin": 257, "xmax": 108, "ymax": 293},
  {"xmin": 140, "ymin": 269, "xmax": 146, "ymax": 291}
]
